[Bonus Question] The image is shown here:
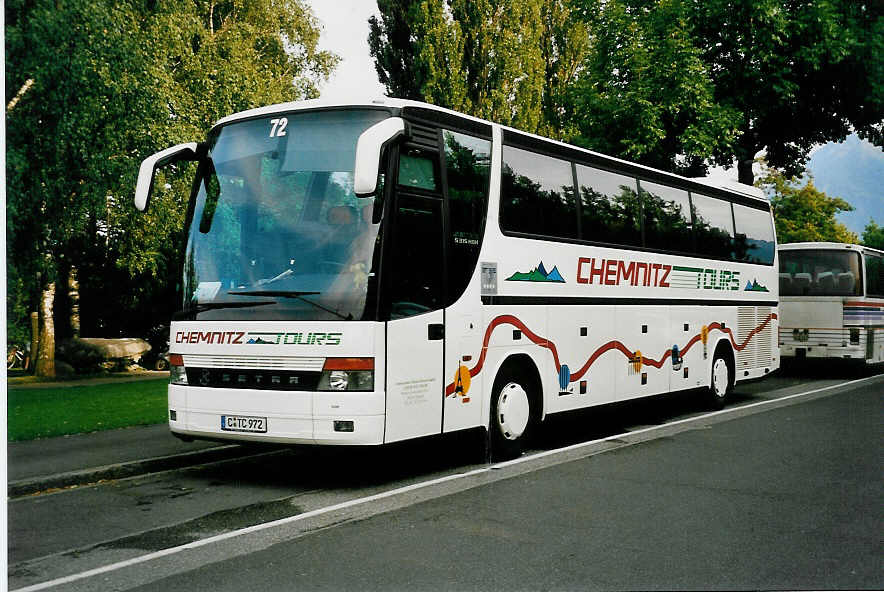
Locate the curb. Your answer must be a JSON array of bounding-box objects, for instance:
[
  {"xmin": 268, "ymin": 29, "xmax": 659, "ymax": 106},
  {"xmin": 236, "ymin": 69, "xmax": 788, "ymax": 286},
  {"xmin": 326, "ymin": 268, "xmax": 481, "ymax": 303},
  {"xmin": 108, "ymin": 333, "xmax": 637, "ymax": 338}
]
[
  {"xmin": 7, "ymin": 373, "xmax": 169, "ymax": 390},
  {"xmin": 7, "ymin": 444, "xmax": 259, "ymax": 499}
]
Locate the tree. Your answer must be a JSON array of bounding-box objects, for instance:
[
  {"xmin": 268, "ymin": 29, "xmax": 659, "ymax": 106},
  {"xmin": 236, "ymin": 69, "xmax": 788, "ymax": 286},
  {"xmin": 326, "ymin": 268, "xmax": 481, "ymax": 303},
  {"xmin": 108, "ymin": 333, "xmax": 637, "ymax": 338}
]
[
  {"xmin": 862, "ymin": 221, "xmax": 884, "ymax": 250},
  {"xmin": 368, "ymin": 0, "xmax": 426, "ymax": 101},
  {"xmin": 688, "ymin": 0, "xmax": 883, "ymax": 183},
  {"xmin": 369, "ymin": 0, "xmax": 587, "ymax": 134},
  {"xmin": 568, "ymin": 0, "xmax": 740, "ymax": 176},
  {"xmin": 6, "ymin": 0, "xmax": 338, "ymax": 376},
  {"xmin": 757, "ymin": 167, "xmax": 858, "ymax": 244}
]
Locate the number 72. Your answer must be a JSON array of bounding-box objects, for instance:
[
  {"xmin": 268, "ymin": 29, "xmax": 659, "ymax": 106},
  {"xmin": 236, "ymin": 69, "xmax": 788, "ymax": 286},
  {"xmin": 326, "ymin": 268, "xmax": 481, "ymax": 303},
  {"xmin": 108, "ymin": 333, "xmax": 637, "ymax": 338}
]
[{"xmin": 269, "ymin": 117, "xmax": 288, "ymax": 137}]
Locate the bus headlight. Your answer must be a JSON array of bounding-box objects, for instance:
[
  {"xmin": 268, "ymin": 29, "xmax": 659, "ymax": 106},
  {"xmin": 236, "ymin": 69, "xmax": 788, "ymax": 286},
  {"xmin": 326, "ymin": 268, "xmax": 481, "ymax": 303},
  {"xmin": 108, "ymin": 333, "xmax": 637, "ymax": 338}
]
[
  {"xmin": 318, "ymin": 358, "xmax": 374, "ymax": 392},
  {"xmin": 169, "ymin": 354, "xmax": 187, "ymax": 385}
]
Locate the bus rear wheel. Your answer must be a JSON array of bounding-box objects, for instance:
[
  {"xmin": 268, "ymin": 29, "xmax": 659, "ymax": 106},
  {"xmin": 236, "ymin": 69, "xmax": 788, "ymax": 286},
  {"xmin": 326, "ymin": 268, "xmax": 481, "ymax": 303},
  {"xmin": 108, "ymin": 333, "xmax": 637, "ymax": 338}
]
[
  {"xmin": 706, "ymin": 349, "xmax": 733, "ymax": 410},
  {"xmin": 489, "ymin": 370, "xmax": 534, "ymax": 461}
]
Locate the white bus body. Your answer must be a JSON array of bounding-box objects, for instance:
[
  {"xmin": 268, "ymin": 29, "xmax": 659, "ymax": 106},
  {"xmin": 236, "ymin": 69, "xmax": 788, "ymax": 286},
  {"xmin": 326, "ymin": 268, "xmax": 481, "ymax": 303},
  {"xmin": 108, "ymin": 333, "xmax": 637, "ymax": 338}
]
[
  {"xmin": 136, "ymin": 99, "xmax": 779, "ymax": 457},
  {"xmin": 778, "ymin": 242, "xmax": 884, "ymax": 364}
]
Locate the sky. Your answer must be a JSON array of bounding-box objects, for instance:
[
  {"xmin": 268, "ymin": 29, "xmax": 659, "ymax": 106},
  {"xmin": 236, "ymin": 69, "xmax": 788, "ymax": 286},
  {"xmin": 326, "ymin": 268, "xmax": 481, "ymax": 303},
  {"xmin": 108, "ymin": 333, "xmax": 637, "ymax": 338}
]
[{"xmin": 306, "ymin": 0, "xmax": 385, "ymax": 102}]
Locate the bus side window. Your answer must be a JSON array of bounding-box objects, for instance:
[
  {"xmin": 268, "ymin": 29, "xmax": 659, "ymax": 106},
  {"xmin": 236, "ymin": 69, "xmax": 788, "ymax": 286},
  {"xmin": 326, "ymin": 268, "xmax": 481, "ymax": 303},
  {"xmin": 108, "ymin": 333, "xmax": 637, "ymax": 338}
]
[
  {"xmin": 444, "ymin": 130, "xmax": 491, "ymax": 305},
  {"xmin": 691, "ymin": 193, "xmax": 734, "ymax": 261},
  {"xmin": 865, "ymin": 254, "xmax": 884, "ymax": 297},
  {"xmin": 500, "ymin": 145, "xmax": 578, "ymax": 239},
  {"xmin": 576, "ymin": 164, "xmax": 641, "ymax": 247},
  {"xmin": 639, "ymin": 180, "xmax": 693, "ymax": 253},
  {"xmin": 732, "ymin": 203, "xmax": 775, "ymax": 265}
]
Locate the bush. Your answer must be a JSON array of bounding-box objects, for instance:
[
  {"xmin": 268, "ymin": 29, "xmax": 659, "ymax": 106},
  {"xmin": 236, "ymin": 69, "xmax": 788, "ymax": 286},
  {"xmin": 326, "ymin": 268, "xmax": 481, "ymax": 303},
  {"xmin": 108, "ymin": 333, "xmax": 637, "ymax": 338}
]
[{"xmin": 57, "ymin": 339, "xmax": 105, "ymax": 375}]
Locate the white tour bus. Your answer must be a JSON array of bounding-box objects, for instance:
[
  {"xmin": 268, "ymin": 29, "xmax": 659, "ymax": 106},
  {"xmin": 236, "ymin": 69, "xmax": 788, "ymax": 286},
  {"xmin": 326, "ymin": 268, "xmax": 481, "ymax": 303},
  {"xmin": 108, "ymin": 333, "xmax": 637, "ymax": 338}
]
[
  {"xmin": 135, "ymin": 98, "xmax": 779, "ymax": 458},
  {"xmin": 778, "ymin": 242, "xmax": 884, "ymax": 363}
]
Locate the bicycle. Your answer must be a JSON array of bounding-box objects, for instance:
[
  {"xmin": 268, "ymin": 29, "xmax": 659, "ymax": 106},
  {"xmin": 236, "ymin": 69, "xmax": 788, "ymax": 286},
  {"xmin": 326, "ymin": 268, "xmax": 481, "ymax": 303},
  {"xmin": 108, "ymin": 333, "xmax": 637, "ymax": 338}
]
[{"xmin": 7, "ymin": 347, "xmax": 25, "ymax": 370}]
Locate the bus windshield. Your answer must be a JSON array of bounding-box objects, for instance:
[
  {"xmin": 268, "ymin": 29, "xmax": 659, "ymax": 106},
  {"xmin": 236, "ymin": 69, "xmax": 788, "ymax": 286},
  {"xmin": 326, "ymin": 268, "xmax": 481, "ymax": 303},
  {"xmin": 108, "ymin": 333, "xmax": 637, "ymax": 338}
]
[
  {"xmin": 181, "ymin": 109, "xmax": 391, "ymax": 320},
  {"xmin": 779, "ymin": 249, "xmax": 863, "ymax": 296}
]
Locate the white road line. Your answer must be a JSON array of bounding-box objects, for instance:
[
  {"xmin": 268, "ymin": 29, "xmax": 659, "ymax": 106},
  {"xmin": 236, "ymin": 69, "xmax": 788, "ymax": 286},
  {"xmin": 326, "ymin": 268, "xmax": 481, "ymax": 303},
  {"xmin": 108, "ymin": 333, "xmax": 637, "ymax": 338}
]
[{"xmin": 13, "ymin": 374, "xmax": 882, "ymax": 592}]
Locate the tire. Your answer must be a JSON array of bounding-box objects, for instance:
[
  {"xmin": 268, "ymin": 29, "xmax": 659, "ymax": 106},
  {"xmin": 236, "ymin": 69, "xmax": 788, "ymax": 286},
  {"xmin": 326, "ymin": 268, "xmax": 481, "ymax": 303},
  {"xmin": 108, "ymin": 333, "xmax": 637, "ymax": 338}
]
[
  {"xmin": 489, "ymin": 369, "xmax": 535, "ymax": 461},
  {"xmin": 706, "ymin": 348, "xmax": 733, "ymax": 409},
  {"xmin": 154, "ymin": 357, "xmax": 169, "ymax": 371}
]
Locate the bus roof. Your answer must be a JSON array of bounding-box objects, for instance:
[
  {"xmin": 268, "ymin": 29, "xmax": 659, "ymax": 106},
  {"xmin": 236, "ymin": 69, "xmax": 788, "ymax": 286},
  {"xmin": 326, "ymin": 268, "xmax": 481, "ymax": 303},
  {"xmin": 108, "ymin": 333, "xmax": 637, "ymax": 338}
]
[
  {"xmin": 212, "ymin": 97, "xmax": 769, "ymax": 204},
  {"xmin": 779, "ymin": 242, "xmax": 884, "ymax": 256}
]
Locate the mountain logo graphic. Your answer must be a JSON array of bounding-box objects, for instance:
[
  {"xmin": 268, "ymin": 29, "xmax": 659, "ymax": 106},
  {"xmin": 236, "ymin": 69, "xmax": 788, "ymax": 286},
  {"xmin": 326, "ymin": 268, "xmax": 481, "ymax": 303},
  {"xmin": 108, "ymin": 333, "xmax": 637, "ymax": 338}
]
[
  {"xmin": 744, "ymin": 278, "xmax": 769, "ymax": 292},
  {"xmin": 505, "ymin": 261, "xmax": 566, "ymax": 283}
]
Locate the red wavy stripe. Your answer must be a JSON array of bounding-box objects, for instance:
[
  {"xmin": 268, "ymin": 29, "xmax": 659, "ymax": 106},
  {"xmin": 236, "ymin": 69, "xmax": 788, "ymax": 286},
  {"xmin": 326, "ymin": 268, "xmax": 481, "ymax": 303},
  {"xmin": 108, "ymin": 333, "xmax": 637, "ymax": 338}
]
[
  {"xmin": 445, "ymin": 312, "xmax": 777, "ymax": 396},
  {"xmin": 844, "ymin": 300, "xmax": 884, "ymax": 307}
]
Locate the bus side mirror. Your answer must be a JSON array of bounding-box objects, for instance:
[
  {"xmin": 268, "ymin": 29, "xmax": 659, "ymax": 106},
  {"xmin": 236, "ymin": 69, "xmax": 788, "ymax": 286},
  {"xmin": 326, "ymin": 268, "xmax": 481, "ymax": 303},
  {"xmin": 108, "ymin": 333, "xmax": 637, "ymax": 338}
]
[
  {"xmin": 353, "ymin": 118, "xmax": 407, "ymax": 197},
  {"xmin": 134, "ymin": 142, "xmax": 200, "ymax": 211}
]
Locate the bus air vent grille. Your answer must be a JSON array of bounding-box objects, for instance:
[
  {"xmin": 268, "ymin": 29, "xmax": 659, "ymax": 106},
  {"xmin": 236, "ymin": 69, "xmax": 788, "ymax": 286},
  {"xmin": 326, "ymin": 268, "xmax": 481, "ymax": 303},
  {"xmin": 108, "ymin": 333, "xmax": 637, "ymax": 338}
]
[
  {"xmin": 181, "ymin": 354, "xmax": 325, "ymax": 372},
  {"xmin": 409, "ymin": 123, "xmax": 439, "ymax": 149},
  {"xmin": 737, "ymin": 307, "xmax": 756, "ymax": 368},
  {"xmin": 755, "ymin": 306, "xmax": 773, "ymax": 367}
]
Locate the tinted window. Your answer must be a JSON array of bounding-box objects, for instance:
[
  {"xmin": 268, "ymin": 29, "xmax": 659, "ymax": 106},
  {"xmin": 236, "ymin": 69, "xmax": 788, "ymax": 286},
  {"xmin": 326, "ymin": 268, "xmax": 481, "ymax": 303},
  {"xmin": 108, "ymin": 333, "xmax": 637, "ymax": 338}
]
[
  {"xmin": 398, "ymin": 149, "xmax": 438, "ymax": 190},
  {"xmin": 865, "ymin": 254, "xmax": 884, "ymax": 297},
  {"xmin": 640, "ymin": 180, "xmax": 693, "ymax": 252},
  {"xmin": 445, "ymin": 130, "xmax": 491, "ymax": 303},
  {"xmin": 692, "ymin": 193, "xmax": 734, "ymax": 259},
  {"xmin": 501, "ymin": 145, "xmax": 578, "ymax": 239},
  {"xmin": 733, "ymin": 204, "xmax": 775, "ymax": 265},
  {"xmin": 387, "ymin": 194, "xmax": 444, "ymax": 318},
  {"xmin": 576, "ymin": 164, "xmax": 641, "ymax": 246},
  {"xmin": 779, "ymin": 249, "xmax": 862, "ymax": 296}
]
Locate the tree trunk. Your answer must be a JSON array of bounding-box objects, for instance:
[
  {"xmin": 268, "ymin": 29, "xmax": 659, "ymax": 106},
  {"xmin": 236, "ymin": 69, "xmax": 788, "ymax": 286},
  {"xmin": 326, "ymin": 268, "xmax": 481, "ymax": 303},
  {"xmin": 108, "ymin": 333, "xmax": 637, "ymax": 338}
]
[
  {"xmin": 28, "ymin": 311, "xmax": 39, "ymax": 371},
  {"xmin": 35, "ymin": 282, "xmax": 56, "ymax": 378},
  {"xmin": 737, "ymin": 158, "xmax": 755, "ymax": 185},
  {"xmin": 69, "ymin": 266, "xmax": 80, "ymax": 338}
]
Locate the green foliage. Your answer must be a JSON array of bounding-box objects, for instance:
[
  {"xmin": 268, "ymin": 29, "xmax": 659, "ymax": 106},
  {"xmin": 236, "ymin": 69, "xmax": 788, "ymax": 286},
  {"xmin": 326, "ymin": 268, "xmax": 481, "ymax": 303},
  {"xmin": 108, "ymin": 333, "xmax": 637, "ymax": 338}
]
[
  {"xmin": 862, "ymin": 221, "xmax": 884, "ymax": 250},
  {"xmin": 758, "ymin": 167, "xmax": 858, "ymax": 244},
  {"xmin": 6, "ymin": 0, "xmax": 339, "ymax": 340},
  {"xmin": 369, "ymin": 0, "xmax": 881, "ymax": 184},
  {"xmin": 569, "ymin": 0, "xmax": 739, "ymax": 175},
  {"xmin": 688, "ymin": 0, "xmax": 883, "ymax": 182},
  {"xmin": 368, "ymin": 0, "xmax": 426, "ymax": 100},
  {"xmin": 7, "ymin": 379, "xmax": 169, "ymax": 441},
  {"xmin": 370, "ymin": 0, "xmax": 586, "ymax": 134}
]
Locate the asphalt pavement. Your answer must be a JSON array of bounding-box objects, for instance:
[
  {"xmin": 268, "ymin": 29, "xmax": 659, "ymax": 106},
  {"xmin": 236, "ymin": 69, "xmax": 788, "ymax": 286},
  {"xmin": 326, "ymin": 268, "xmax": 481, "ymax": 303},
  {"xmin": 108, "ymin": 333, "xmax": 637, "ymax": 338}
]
[{"xmin": 125, "ymin": 377, "xmax": 882, "ymax": 592}]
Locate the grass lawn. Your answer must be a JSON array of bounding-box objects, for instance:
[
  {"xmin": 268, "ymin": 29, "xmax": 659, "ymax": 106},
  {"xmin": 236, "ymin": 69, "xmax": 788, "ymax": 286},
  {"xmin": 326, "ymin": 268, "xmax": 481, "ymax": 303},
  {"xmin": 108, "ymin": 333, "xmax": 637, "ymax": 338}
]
[{"xmin": 8, "ymin": 378, "xmax": 168, "ymax": 441}]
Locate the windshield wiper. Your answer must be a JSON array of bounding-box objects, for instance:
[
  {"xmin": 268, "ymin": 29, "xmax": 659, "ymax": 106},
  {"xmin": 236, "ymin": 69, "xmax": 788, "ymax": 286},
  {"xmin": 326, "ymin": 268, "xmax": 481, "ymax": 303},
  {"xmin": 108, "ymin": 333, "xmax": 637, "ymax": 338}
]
[
  {"xmin": 228, "ymin": 290, "xmax": 349, "ymax": 320},
  {"xmin": 190, "ymin": 300, "xmax": 277, "ymax": 312},
  {"xmin": 228, "ymin": 290, "xmax": 320, "ymax": 297}
]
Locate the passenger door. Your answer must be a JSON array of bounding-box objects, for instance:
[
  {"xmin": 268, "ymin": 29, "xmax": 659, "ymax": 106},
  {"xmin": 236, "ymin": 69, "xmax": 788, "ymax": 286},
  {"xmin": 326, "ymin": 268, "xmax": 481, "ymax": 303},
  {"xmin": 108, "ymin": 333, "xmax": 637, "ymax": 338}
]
[{"xmin": 383, "ymin": 144, "xmax": 447, "ymax": 443}]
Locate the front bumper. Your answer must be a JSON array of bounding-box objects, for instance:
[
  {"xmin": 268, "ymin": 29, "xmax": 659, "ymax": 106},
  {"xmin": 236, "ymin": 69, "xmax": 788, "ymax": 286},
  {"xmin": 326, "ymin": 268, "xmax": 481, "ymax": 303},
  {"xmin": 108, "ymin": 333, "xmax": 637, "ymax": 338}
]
[{"xmin": 168, "ymin": 384, "xmax": 385, "ymax": 445}]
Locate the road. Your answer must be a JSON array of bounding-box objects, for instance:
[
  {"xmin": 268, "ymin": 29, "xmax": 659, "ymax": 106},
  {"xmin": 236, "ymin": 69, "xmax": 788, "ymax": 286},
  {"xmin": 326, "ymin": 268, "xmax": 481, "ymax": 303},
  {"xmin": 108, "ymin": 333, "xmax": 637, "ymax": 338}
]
[{"xmin": 8, "ymin": 365, "xmax": 883, "ymax": 591}]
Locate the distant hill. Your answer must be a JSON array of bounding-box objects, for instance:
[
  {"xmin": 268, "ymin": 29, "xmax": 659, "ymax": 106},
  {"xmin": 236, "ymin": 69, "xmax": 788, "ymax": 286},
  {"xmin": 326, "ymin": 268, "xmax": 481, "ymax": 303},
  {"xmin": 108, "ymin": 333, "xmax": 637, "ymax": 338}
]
[{"xmin": 808, "ymin": 134, "xmax": 884, "ymax": 236}]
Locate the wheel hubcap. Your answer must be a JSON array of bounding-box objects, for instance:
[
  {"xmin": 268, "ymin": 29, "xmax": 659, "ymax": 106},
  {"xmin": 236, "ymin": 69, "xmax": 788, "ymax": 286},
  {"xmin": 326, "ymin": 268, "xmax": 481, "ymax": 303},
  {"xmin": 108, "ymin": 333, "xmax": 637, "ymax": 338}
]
[
  {"xmin": 712, "ymin": 358, "xmax": 729, "ymax": 397},
  {"xmin": 496, "ymin": 382, "xmax": 530, "ymax": 440}
]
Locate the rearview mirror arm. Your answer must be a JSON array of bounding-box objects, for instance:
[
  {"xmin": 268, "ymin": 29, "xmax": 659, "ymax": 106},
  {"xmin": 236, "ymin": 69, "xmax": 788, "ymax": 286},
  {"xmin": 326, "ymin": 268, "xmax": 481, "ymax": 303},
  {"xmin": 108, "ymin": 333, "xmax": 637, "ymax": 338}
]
[
  {"xmin": 353, "ymin": 118, "xmax": 408, "ymax": 197},
  {"xmin": 134, "ymin": 142, "xmax": 202, "ymax": 211}
]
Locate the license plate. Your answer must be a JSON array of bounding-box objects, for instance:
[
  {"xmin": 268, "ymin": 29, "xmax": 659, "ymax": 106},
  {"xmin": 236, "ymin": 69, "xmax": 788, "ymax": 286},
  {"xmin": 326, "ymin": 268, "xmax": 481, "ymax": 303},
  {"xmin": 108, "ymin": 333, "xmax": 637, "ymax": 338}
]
[{"xmin": 221, "ymin": 415, "xmax": 267, "ymax": 433}]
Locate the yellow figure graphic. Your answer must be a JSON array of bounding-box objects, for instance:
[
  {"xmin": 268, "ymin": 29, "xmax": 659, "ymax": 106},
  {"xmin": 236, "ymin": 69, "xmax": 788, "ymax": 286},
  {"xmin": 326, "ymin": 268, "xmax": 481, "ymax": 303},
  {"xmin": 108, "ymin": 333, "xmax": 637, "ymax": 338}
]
[
  {"xmin": 701, "ymin": 325, "xmax": 709, "ymax": 359},
  {"xmin": 454, "ymin": 365, "xmax": 471, "ymax": 401},
  {"xmin": 629, "ymin": 350, "xmax": 643, "ymax": 375}
]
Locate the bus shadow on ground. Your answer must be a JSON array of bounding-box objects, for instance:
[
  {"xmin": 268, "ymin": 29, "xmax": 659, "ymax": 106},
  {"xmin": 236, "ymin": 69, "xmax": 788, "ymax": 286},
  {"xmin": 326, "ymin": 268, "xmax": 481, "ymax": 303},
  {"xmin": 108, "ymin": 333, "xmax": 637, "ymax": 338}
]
[{"xmin": 778, "ymin": 357, "xmax": 883, "ymax": 380}]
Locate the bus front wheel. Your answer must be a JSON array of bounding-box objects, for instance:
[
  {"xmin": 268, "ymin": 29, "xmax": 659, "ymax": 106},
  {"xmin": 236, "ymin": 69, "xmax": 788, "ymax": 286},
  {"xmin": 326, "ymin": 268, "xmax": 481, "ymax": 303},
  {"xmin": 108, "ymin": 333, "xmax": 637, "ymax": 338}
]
[
  {"xmin": 706, "ymin": 348, "xmax": 733, "ymax": 410},
  {"xmin": 489, "ymin": 370, "xmax": 534, "ymax": 461}
]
